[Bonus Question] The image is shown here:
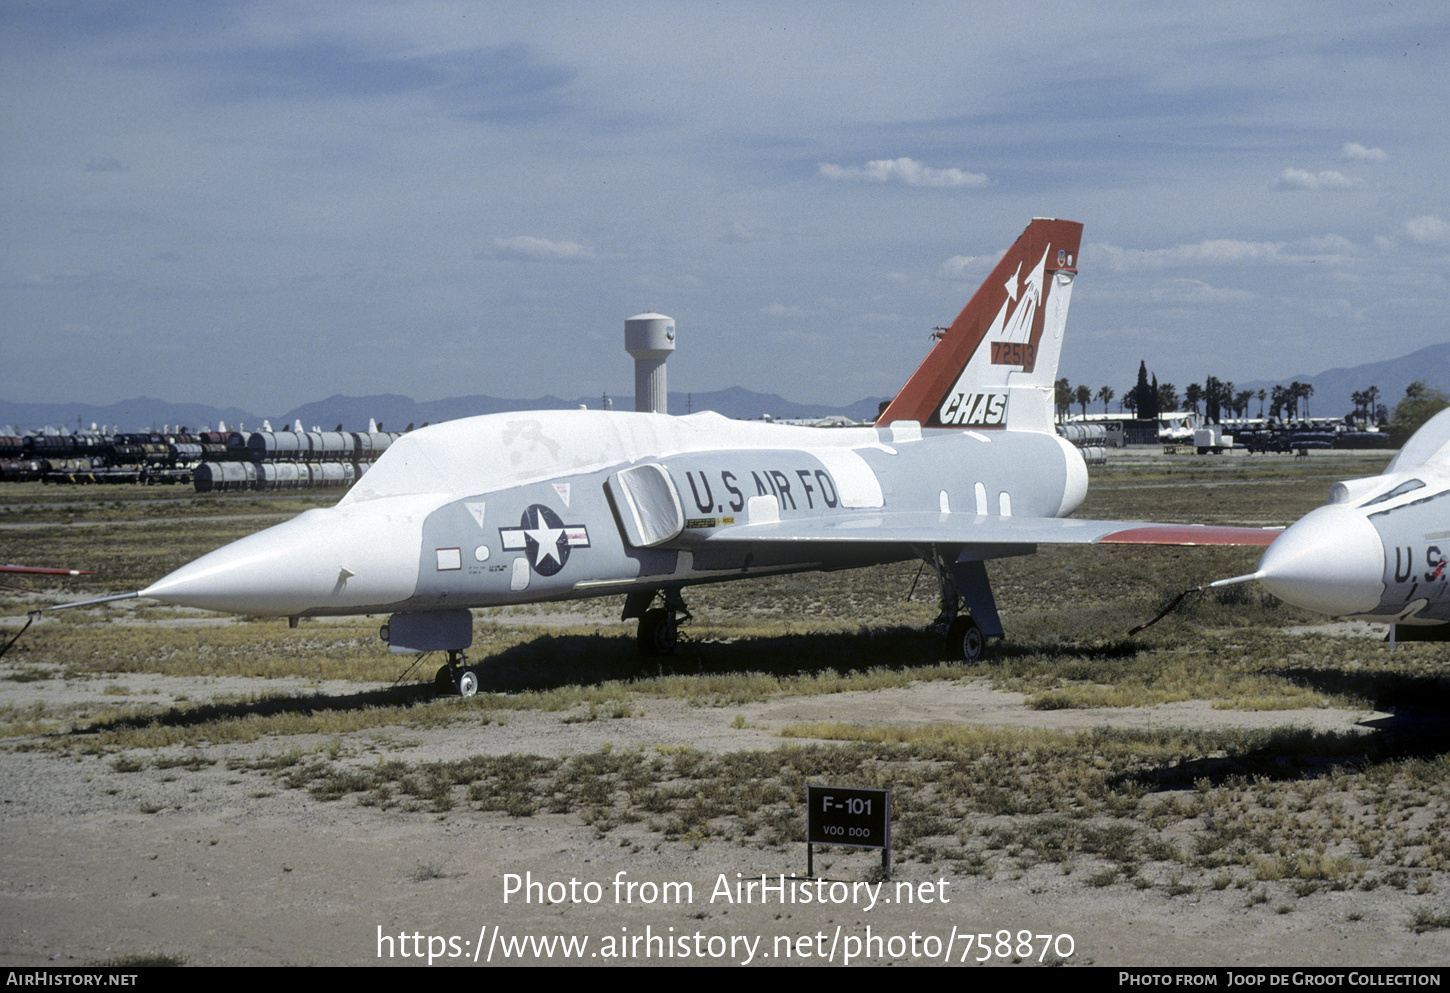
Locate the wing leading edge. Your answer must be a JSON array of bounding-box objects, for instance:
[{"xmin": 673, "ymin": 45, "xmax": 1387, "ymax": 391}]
[{"xmin": 692, "ymin": 515, "xmax": 1281, "ymax": 549}]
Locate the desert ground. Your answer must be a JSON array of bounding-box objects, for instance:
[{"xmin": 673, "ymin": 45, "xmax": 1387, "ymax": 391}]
[{"xmin": 2, "ymin": 450, "xmax": 1448, "ymax": 968}]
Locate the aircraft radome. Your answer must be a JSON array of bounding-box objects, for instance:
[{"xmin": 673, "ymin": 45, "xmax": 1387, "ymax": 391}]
[
  {"xmin": 1205, "ymin": 406, "xmax": 1450, "ymax": 644},
  {"xmin": 48, "ymin": 218, "xmax": 1278, "ymax": 696}
]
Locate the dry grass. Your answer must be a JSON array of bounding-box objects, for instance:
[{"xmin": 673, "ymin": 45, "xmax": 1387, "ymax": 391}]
[{"xmin": 204, "ymin": 721, "xmax": 1449, "ymax": 909}]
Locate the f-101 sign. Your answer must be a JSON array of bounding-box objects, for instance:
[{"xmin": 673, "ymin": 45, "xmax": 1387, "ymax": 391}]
[{"xmin": 807, "ymin": 785, "xmax": 891, "ymax": 850}]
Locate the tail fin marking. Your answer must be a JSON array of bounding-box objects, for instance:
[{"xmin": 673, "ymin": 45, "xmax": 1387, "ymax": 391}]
[{"xmin": 877, "ymin": 217, "xmax": 1082, "ymax": 433}]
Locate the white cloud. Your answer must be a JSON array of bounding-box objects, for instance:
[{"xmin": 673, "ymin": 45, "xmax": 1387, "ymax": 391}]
[
  {"xmin": 818, "ymin": 157, "xmax": 988, "ymax": 189},
  {"xmin": 939, "ymin": 254, "xmax": 999, "ymax": 276},
  {"xmin": 492, "ymin": 235, "xmax": 596, "ymax": 261},
  {"xmin": 1148, "ymin": 279, "xmax": 1258, "ymax": 305},
  {"xmin": 1341, "ymin": 142, "xmax": 1388, "ymax": 162},
  {"xmin": 1301, "ymin": 234, "xmax": 1356, "ymax": 254},
  {"xmin": 1093, "ymin": 234, "xmax": 1370, "ymax": 284},
  {"xmin": 1188, "ymin": 240, "xmax": 1290, "ymax": 264},
  {"xmin": 1404, "ymin": 215, "xmax": 1450, "ymax": 245},
  {"xmin": 1093, "ymin": 239, "xmax": 1290, "ymax": 271},
  {"xmin": 1275, "ymin": 168, "xmax": 1355, "ymax": 190}
]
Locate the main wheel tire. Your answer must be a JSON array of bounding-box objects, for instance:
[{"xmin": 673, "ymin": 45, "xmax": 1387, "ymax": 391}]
[
  {"xmin": 948, "ymin": 616, "xmax": 985, "ymax": 663},
  {"xmin": 434, "ymin": 664, "xmax": 457, "ymax": 695},
  {"xmin": 636, "ymin": 608, "xmax": 677, "ymax": 656},
  {"xmin": 455, "ymin": 667, "xmax": 480, "ymax": 698}
]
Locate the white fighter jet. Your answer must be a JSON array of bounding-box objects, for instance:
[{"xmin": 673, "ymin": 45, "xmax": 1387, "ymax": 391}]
[
  {"xmin": 1206, "ymin": 407, "xmax": 1450, "ymax": 643},
  {"xmin": 69, "ymin": 218, "xmax": 1278, "ymax": 695}
]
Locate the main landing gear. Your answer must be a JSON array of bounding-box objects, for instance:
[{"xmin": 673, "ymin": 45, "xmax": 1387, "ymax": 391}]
[
  {"xmin": 434, "ymin": 649, "xmax": 481, "ymax": 697},
  {"xmin": 946, "ymin": 615, "xmax": 986, "ymax": 663},
  {"xmin": 625, "ymin": 589, "xmax": 691, "ymax": 656},
  {"xmin": 927, "ymin": 548, "xmax": 1004, "ymax": 663}
]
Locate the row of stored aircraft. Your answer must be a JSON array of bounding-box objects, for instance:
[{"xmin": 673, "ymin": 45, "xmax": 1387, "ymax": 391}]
[{"xmin": 31, "ymin": 218, "xmax": 1450, "ymax": 695}]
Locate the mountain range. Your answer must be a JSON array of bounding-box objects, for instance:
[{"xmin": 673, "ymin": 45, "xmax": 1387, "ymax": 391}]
[
  {"xmin": 0, "ymin": 386, "xmax": 885, "ymax": 435},
  {"xmin": 1227, "ymin": 343, "xmax": 1450, "ymax": 420},
  {"xmin": 3, "ymin": 344, "xmax": 1447, "ymax": 434}
]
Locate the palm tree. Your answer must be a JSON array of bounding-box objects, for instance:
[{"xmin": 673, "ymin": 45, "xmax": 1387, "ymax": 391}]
[
  {"xmin": 1054, "ymin": 378, "xmax": 1072, "ymax": 421},
  {"xmin": 1184, "ymin": 383, "xmax": 1203, "ymax": 415},
  {"xmin": 1302, "ymin": 382, "xmax": 1314, "ymax": 419},
  {"xmin": 1157, "ymin": 381, "xmax": 1178, "ymax": 413}
]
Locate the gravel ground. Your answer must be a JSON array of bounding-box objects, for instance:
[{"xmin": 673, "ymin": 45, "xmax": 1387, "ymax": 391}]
[{"xmin": 3, "ymin": 649, "xmax": 1446, "ymax": 969}]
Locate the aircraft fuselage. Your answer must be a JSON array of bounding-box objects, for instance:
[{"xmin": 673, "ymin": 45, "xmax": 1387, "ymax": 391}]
[{"xmin": 141, "ymin": 410, "xmax": 1087, "ymax": 620}]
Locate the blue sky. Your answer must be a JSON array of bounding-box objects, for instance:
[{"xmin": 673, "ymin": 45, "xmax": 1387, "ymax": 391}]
[{"xmin": 4, "ymin": 1, "xmax": 1448, "ymax": 416}]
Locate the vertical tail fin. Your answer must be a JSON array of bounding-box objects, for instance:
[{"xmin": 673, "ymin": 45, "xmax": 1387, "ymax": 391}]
[{"xmin": 877, "ymin": 217, "xmax": 1082, "ymax": 433}]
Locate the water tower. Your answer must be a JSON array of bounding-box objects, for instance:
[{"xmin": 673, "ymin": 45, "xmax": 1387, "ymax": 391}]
[{"xmin": 625, "ymin": 312, "xmax": 675, "ymax": 414}]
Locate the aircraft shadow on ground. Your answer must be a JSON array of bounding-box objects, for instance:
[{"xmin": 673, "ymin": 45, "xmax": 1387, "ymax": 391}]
[
  {"xmin": 1277, "ymin": 664, "xmax": 1450, "ymax": 761},
  {"xmin": 70, "ymin": 632, "xmax": 1450, "ymax": 773},
  {"xmin": 69, "ymin": 626, "xmax": 954, "ymax": 735},
  {"xmin": 1109, "ymin": 724, "xmax": 1449, "ymax": 795},
  {"xmin": 1278, "ymin": 665, "xmax": 1450, "ymax": 718},
  {"xmin": 461, "ymin": 625, "xmax": 956, "ymax": 694},
  {"xmin": 1107, "ymin": 672, "xmax": 1450, "ymax": 795},
  {"xmin": 73, "ymin": 683, "xmax": 433, "ymax": 737},
  {"xmin": 462, "ymin": 624, "xmax": 1148, "ymax": 696}
]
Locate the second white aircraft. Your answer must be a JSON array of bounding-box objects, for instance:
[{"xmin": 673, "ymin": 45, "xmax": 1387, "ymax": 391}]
[{"xmin": 1208, "ymin": 407, "xmax": 1450, "ymax": 643}]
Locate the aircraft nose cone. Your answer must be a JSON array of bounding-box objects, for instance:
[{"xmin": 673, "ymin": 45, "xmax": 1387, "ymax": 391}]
[
  {"xmin": 142, "ymin": 502, "xmax": 424, "ymax": 616},
  {"xmin": 1256, "ymin": 505, "xmax": 1384, "ymax": 616}
]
